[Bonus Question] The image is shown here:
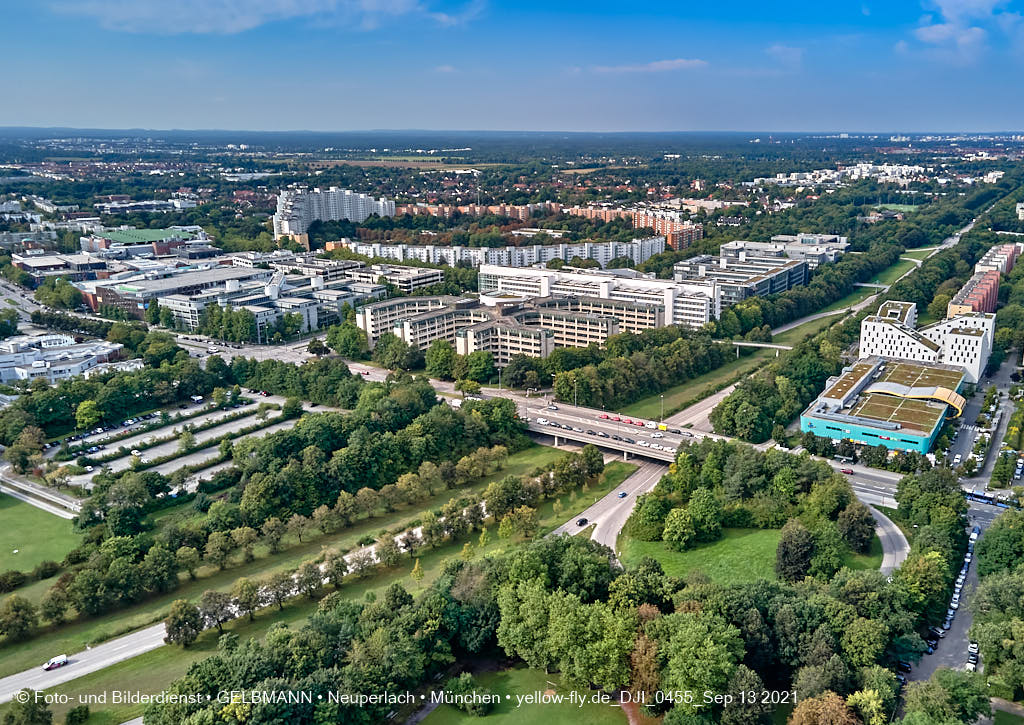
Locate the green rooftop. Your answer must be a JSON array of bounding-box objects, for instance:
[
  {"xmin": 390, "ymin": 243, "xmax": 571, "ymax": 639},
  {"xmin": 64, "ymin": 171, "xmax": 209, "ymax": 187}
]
[{"xmin": 98, "ymin": 228, "xmax": 196, "ymax": 244}]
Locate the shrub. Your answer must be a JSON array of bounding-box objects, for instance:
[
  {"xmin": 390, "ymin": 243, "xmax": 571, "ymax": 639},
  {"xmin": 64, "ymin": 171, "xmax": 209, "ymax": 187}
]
[
  {"xmin": 0, "ymin": 570, "xmax": 28, "ymax": 592},
  {"xmin": 32, "ymin": 561, "xmax": 60, "ymax": 580}
]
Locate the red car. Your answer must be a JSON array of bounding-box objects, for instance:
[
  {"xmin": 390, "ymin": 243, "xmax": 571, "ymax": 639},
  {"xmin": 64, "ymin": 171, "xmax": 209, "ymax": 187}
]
[
  {"xmin": 623, "ymin": 418, "xmax": 633, "ymax": 424},
  {"xmin": 598, "ymin": 414, "xmax": 609, "ymax": 419},
  {"xmin": 360, "ymin": 370, "xmax": 370, "ymax": 375},
  {"xmin": 634, "ymin": 420, "xmax": 644, "ymax": 426},
  {"xmin": 840, "ymin": 468, "xmax": 854, "ymax": 475},
  {"xmin": 611, "ymin": 416, "xmax": 621, "ymax": 422}
]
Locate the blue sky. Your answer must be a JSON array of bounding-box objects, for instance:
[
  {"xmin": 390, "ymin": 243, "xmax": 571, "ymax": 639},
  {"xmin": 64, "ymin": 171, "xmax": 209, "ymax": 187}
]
[{"xmin": 4, "ymin": 0, "xmax": 1024, "ymax": 131}]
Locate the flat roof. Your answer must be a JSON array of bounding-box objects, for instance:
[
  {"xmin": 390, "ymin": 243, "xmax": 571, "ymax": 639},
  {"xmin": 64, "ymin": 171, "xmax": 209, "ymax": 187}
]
[
  {"xmin": 96, "ymin": 228, "xmax": 196, "ymax": 245},
  {"xmin": 849, "ymin": 394, "xmax": 945, "ymax": 434},
  {"xmin": 823, "ymin": 362, "xmax": 876, "ymax": 400},
  {"xmin": 101, "ymin": 266, "xmax": 265, "ymax": 295},
  {"xmin": 876, "ymin": 360, "xmax": 964, "ymax": 390}
]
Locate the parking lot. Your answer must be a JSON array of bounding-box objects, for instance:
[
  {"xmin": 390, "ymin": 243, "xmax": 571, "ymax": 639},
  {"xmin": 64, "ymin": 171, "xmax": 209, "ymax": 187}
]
[{"xmin": 908, "ymin": 523, "xmax": 984, "ymax": 683}]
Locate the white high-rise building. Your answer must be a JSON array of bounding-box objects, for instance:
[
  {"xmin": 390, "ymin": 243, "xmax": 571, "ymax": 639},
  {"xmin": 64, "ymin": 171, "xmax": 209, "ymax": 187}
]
[
  {"xmin": 858, "ymin": 301, "xmax": 994, "ymax": 384},
  {"xmin": 273, "ymin": 187, "xmax": 395, "ymax": 245}
]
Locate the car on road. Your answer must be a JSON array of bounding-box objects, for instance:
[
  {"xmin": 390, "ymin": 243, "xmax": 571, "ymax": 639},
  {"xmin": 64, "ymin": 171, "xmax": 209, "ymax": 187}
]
[
  {"xmin": 361, "ymin": 370, "xmax": 370, "ymax": 375},
  {"xmin": 611, "ymin": 416, "xmax": 621, "ymax": 422},
  {"xmin": 651, "ymin": 431, "xmax": 664, "ymax": 438},
  {"xmin": 668, "ymin": 428, "xmax": 682, "ymax": 434},
  {"xmin": 585, "ymin": 429, "xmax": 596, "ymax": 435},
  {"xmin": 536, "ymin": 418, "xmax": 548, "ymax": 425},
  {"xmin": 576, "ymin": 518, "xmax": 588, "ymax": 526},
  {"xmin": 131, "ymin": 449, "xmax": 141, "ymax": 456},
  {"xmin": 597, "ymin": 431, "xmax": 609, "ymax": 438},
  {"xmin": 622, "ymin": 418, "xmax": 633, "ymax": 424},
  {"xmin": 572, "ymin": 426, "xmax": 583, "ymax": 432},
  {"xmin": 680, "ymin": 431, "xmax": 693, "ymax": 438},
  {"xmin": 617, "ymin": 492, "xmax": 628, "ymax": 498},
  {"xmin": 638, "ymin": 440, "xmax": 650, "ymax": 447},
  {"xmin": 611, "ymin": 434, "xmax": 622, "ymax": 441},
  {"xmin": 634, "ymin": 420, "xmax": 645, "ymax": 427},
  {"xmin": 547, "ymin": 404, "xmax": 558, "ymax": 411},
  {"xmin": 598, "ymin": 414, "xmax": 609, "ymax": 419},
  {"xmin": 43, "ymin": 654, "xmax": 68, "ymax": 671},
  {"xmin": 644, "ymin": 421, "xmax": 657, "ymax": 429},
  {"xmin": 840, "ymin": 468, "xmax": 854, "ymax": 475},
  {"xmin": 623, "ymin": 437, "xmax": 636, "ymax": 444}
]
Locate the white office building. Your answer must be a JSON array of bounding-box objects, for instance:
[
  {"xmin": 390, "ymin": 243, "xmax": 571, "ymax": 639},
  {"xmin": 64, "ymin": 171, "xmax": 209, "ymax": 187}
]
[
  {"xmin": 272, "ymin": 187, "xmax": 395, "ymax": 244},
  {"xmin": 858, "ymin": 301, "xmax": 994, "ymax": 383},
  {"xmin": 477, "ymin": 264, "xmax": 719, "ymax": 329}
]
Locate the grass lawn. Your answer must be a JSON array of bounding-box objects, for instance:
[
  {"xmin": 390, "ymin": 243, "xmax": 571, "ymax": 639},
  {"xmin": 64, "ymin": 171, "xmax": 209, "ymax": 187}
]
[
  {"xmin": 818, "ymin": 286, "xmax": 877, "ymax": 314},
  {"xmin": 424, "ymin": 666, "xmax": 628, "ymax": 725},
  {"xmin": 869, "ymin": 259, "xmax": 916, "ymax": 286},
  {"xmin": 618, "ymin": 528, "xmax": 782, "ymax": 584},
  {"xmin": 901, "ymin": 248, "xmax": 936, "ymax": 260},
  {"xmin": 876, "ymin": 203, "xmax": 920, "ymax": 213},
  {"xmin": 1, "ymin": 462, "xmax": 638, "ymax": 724},
  {"xmin": 995, "ymin": 711, "xmax": 1024, "ymax": 725},
  {"xmin": 841, "ymin": 533, "xmax": 883, "ymax": 571},
  {"xmin": 0, "ymin": 445, "xmax": 568, "ymax": 679},
  {"xmin": 618, "ymin": 350, "xmax": 773, "ymax": 419},
  {"xmin": 774, "ymin": 315, "xmax": 843, "ymax": 347},
  {"xmin": 0, "ymin": 493, "xmax": 79, "ymax": 572}
]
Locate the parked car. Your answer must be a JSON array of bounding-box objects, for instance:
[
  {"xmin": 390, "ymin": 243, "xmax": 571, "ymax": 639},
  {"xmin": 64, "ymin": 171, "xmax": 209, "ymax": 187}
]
[
  {"xmin": 968, "ymin": 642, "xmax": 980, "ymax": 655},
  {"xmin": 576, "ymin": 518, "xmax": 588, "ymax": 527},
  {"xmin": 840, "ymin": 468, "xmax": 854, "ymax": 475},
  {"xmin": 897, "ymin": 661, "xmax": 913, "ymax": 673},
  {"xmin": 965, "ymin": 661, "xmax": 977, "ymax": 671},
  {"xmin": 929, "ymin": 627, "xmax": 945, "ymax": 639}
]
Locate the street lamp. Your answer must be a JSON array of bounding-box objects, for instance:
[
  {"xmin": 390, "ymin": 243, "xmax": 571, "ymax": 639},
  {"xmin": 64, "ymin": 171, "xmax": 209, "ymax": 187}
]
[{"xmin": 660, "ymin": 394, "xmax": 664, "ymax": 423}]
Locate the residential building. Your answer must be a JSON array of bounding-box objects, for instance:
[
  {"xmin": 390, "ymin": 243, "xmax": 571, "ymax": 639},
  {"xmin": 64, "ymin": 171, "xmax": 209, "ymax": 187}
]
[
  {"xmin": 478, "ymin": 264, "xmax": 719, "ymax": 329},
  {"xmin": 672, "ymin": 254, "xmax": 808, "ymax": 306},
  {"xmin": 11, "ymin": 253, "xmax": 106, "ymax": 286},
  {"xmin": 858, "ymin": 300, "xmax": 994, "ymax": 383},
  {"xmin": 272, "ymin": 187, "xmax": 395, "ymax": 245},
  {"xmin": 94, "ymin": 199, "xmax": 197, "ymax": 214},
  {"xmin": 0, "ymin": 230, "xmax": 57, "ymax": 248},
  {"xmin": 947, "ymin": 270, "xmax": 1000, "ymax": 316},
  {"xmin": 562, "ymin": 206, "xmax": 703, "ymax": 248},
  {"xmin": 335, "ymin": 236, "xmax": 666, "ymax": 268},
  {"xmin": 800, "ymin": 357, "xmax": 966, "ymax": 454}
]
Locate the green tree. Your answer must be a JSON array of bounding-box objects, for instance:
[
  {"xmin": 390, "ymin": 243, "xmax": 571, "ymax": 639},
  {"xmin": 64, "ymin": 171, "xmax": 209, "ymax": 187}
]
[
  {"xmin": 425, "ymin": 339, "xmax": 457, "ymax": 379},
  {"xmin": 660, "ymin": 612, "xmax": 744, "ymax": 716},
  {"xmin": 662, "ymin": 507, "xmax": 697, "ymax": 551},
  {"xmin": 776, "ymin": 519, "xmax": 814, "ymax": 582},
  {"xmin": 688, "ymin": 487, "xmax": 723, "ymax": 542},
  {"xmin": 175, "ymin": 546, "xmax": 200, "ymax": 579},
  {"xmin": 2, "ymin": 690, "xmax": 52, "ymax": 725},
  {"xmin": 231, "ymin": 577, "xmax": 260, "ymax": 621},
  {"xmin": 75, "ymin": 400, "xmax": 102, "ymax": 431},
  {"xmin": 0, "ymin": 595, "xmax": 37, "ymax": 641},
  {"xmin": 164, "ymin": 599, "xmax": 202, "ymax": 647}
]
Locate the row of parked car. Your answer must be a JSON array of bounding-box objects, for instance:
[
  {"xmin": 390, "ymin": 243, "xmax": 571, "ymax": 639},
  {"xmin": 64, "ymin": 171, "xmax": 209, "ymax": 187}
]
[{"xmin": 44, "ymin": 412, "xmax": 162, "ymax": 450}]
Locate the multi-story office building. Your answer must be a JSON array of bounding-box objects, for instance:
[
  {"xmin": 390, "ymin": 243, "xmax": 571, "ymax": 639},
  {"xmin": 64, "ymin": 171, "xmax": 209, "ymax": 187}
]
[
  {"xmin": 672, "ymin": 254, "xmax": 808, "ymax": 307},
  {"xmin": 272, "ymin": 187, "xmax": 395, "ymax": 245},
  {"xmin": 347, "ymin": 264, "xmax": 443, "ymax": 293},
  {"xmin": 335, "ymin": 237, "xmax": 666, "ymax": 268},
  {"xmin": 0, "ymin": 334, "xmax": 134, "ymax": 383},
  {"xmin": 719, "ymin": 234, "xmax": 849, "ymax": 269},
  {"xmin": 94, "ymin": 199, "xmax": 197, "ymax": 214},
  {"xmin": 94, "ymin": 267, "xmax": 274, "ymax": 317},
  {"xmin": 858, "ymin": 301, "xmax": 994, "ymax": 383},
  {"xmin": 478, "ymin": 264, "xmax": 719, "ymax": 329}
]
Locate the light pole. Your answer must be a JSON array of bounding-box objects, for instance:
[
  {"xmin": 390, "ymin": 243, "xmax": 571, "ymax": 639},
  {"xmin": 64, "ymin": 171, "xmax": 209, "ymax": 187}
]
[
  {"xmin": 498, "ymin": 366, "xmax": 502, "ymax": 391},
  {"xmin": 573, "ymin": 378, "xmax": 578, "ymax": 408},
  {"xmin": 660, "ymin": 394, "xmax": 664, "ymax": 423}
]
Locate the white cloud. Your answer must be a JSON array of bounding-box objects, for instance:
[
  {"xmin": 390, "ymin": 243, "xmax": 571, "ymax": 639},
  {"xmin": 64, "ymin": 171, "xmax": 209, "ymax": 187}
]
[
  {"xmin": 51, "ymin": 0, "xmax": 479, "ymax": 34},
  {"xmin": 909, "ymin": 0, "xmax": 1015, "ymax": 63},
  {"xmin": 591, "ymin": 58, "xmax": 707, "ymax": 73},
  {"xmin": 765, "ymin": 44, "xmax": 803, "ymax": 69}
]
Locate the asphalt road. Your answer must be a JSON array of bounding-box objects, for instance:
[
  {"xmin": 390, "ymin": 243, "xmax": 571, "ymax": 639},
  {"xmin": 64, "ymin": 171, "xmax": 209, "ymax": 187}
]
[
  {"xmin": 548, "ymin": 460, "xmax": 668, "ymax": 554},
  {"xmin": 0, "ymin": 624, "xmax": 166, "ymax": 705}
]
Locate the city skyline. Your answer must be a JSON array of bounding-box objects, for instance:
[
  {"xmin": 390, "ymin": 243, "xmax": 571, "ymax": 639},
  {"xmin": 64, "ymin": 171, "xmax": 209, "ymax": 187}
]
[{"xmin": 5, "ymin": 0, "xmax": 1024, "ymax": 132}]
